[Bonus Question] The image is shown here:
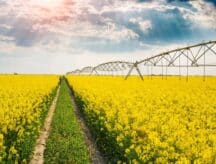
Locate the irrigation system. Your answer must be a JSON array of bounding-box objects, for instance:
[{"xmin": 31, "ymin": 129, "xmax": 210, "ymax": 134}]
[{"xmin": 67, "ymin": 40, "xmax": 216, "ymax": 80}]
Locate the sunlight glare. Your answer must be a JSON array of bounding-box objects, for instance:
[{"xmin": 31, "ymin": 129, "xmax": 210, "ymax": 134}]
[{"xmin": 30, "ymin": 0, "xmax": 63, "ymax": 8}]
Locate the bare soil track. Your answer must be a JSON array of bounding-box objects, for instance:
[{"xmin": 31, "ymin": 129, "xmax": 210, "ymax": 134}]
[
  {"xmin": 30, "ymin": 86, "xmax": 60, "ymax": 164},
  {"xmin": 30, "ymin": 79, "xmax": 105, "ymax": 164},
  {"xmin": 68, "ymin": 82, "xmax": 105, "ymax": 164}
]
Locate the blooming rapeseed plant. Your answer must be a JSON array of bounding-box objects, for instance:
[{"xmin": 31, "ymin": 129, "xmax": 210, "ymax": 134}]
[
  {"xmin": 0, "ymin": 75, "xmax": 59, "ymax": 162},
  {"xmin": 67, "ymin": 75, "xmax": 216, "ymax": 163}
]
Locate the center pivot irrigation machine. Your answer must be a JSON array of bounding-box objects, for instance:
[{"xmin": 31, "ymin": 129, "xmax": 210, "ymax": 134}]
[{"xmin": 67, "ymin": 40, "xmax": 216, "ymax": 80}]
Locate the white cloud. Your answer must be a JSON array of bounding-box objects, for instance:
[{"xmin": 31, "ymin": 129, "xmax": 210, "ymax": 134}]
[
  {"xmin": 91, "ymin": 21, "xmax": 139, "ymax": 41},
  {"xmin": 184, "ymin": 0, "xmax": 216, "ymax": 29},
  {"xmin": 0, "ymin": 35, "xmax": 14, "ymax": 42},
  {"xmin": 0, "ymin": 0, "xmax": 216, "ymax": 74},
  {"xmin": 0, "ymin": 24, "xmax": 12, "ymax": 30},
  {"xmin": 129, "ymin": 17, "xmax": 152, "ymax": 33},
  {"xmin": 99, "ymin": 0, "xmax": 176, "ymax": 13}
]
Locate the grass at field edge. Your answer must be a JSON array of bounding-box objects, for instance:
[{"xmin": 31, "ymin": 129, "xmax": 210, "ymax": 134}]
[{"xmin": 44, "ymin": 77, "xmax": 90, "ymax": 164}]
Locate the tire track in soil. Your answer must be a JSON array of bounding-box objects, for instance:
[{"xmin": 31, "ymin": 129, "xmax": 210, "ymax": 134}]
[
  {"xmin": 30, "ymin": 86, "xmax": 60, "ymax": 164},
  {"xmin": 68, "ymin": 84, "xmax": 106, "ymax": 164}
]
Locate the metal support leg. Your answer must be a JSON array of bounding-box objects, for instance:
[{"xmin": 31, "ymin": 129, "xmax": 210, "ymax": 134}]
[
  {"xmin": 135, "ymin": 65, "xmax": 144, "ymax": 81},
  {"xmin": 165, "ymin": 64, "xmax": 168, "ymax": 80},
  {"xmin": 186, "ymin": 50, "xmax": 189, "ymax": 82},
  {"xmin": 125, "ymin": 62, "xmax": 143, "ymax": 80},
  {"xmin": 161, "ymin": 58, "xmax": 164, "ymax": 80},
  {"xmin": 95, "ymin": 70, "xmax": 99, "ymax": 76},
  {"xmin": 203, "ymin": 46, "xmax": 206, "ymax": 82},
  {"xmin": 179, "ymin": 55, "xmax": 181, "ymax": 80},
  {"xmin": 125, "ymin": 66, "xmax": 134, "ymax": 80},
  {"xmin": 151, "ymin": 65, "xmax": 153, "ymax": 80}
]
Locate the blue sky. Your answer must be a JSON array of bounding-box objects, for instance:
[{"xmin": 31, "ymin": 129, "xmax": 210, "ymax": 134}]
[{"xmin": 0, "ymin": 0, "xmax": 216, "ymax": 74}]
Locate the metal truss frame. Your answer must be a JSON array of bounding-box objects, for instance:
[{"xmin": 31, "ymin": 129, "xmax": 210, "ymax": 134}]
[
  {"xmin": 90, "ymin": 61, "xmax": 134, "ymax": 76},
  {"xmin": 67, "ymin": 40, "xmax": 216, "ymax": 80}
]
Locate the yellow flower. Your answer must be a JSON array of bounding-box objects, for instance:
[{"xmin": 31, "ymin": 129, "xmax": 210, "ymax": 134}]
[
  {"xmin": 0, "ymin": 75, "xmax": 59, "ymax": 161},
  {"xmin": 9, "ymin": 146, "xmax": 17, "ymax": 155},
  {"xmin": 67, "ymin": 75, "xmax": 216, "ymax": 163}
]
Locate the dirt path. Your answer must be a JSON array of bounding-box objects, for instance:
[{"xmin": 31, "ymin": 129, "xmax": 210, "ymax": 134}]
[
  {"xmin": 68, "ymin": 87, "xmax": 105, "ymax": 164},
  {"xmin": 30, "ymin": 86, "xmax": 60, "ymax": 164}
]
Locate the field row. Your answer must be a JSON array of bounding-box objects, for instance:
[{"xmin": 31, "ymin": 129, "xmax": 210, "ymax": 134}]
[
  {"xmin": 1, "ymin": 75, "xmax": 216, "ymax": 163},
  {"xmin": 67, "ymin": 76, "xmax": 216, "ymax": 163},
  {"xmin": 0, "ymin": 75, "xmax": 59, "ymax": 162},
  {"xmin": 44, "ymin": 78, "xmax": 90, "ymax": 163}
]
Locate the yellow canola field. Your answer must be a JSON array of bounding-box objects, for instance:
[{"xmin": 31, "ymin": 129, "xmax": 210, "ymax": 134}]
[
  {"xmin": 67, "ymin": 76, "xmax": 216, "ymax": 163},
  {"xmin": 0, "ymin": 75, "xmax": 59, "ymax": 162}
]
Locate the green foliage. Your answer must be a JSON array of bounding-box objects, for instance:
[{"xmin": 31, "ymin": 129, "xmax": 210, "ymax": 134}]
[
  {"xmin": 44, "ymin": 78, "xmax": 90, "ymax": 164},
  {"xmin": 3, "ymin": 87, "xmax": 58, "ymax": 163}
]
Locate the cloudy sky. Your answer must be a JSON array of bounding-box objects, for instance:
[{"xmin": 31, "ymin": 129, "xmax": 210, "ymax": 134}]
[{"xmin": 0, "ymin": 0, "xmax": 216, "ymax": 74}]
